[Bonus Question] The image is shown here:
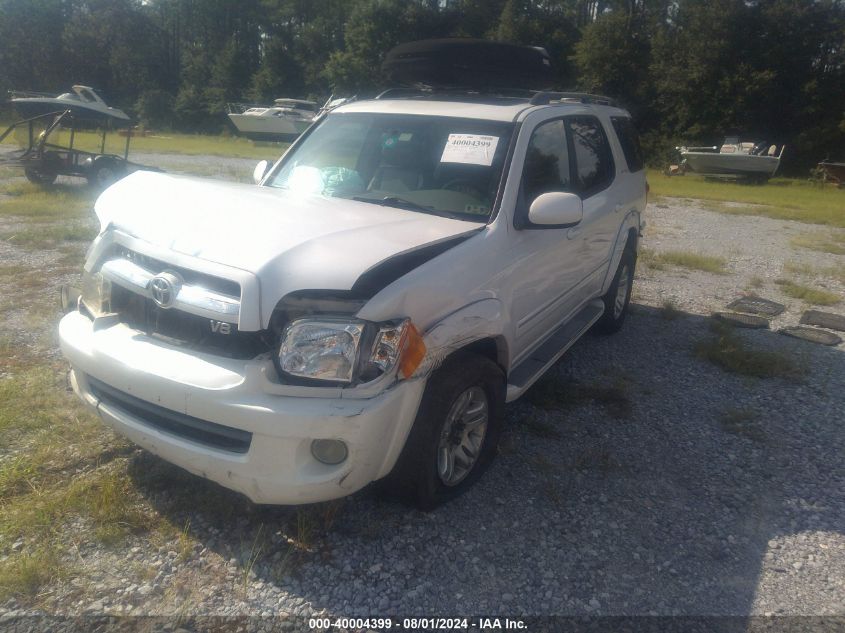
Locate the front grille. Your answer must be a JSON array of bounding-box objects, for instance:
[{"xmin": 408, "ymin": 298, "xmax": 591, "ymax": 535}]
[
  {"xmin": 111, "ymin": 284, "xmax": 271, "ymax": 359},
  {"xmin": 112, "ymin": 245, "xmax": 241, "ymax": 299},
  {"xmin": 88, "ymin": 376, "xmax": 252, "ymax": 454}
]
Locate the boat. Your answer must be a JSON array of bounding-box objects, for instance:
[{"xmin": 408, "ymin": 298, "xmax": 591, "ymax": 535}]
[
  {"xmin": 226, "ymin": 98, "xmax": 319, "ymax": 142},
  {"xmin": 679, "ymin": 137, "xmax": 784, "ymax": 181},
  {"xmin": 9, "ymin": 85, "xmax": 130, "ymax": 122},
  {"xmin": 227, "ymin": 95, "xmax": 354, "ymax": 142}
]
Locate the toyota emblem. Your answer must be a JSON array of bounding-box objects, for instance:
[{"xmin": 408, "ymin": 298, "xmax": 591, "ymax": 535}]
[{"xmin": 149, "ymin": 272, "xmax": 181, "ymax": 309}]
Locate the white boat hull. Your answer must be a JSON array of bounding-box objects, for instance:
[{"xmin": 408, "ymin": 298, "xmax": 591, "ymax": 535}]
[
  {"xmin": 681, "ymin": 151, "xmax": 780, "ymax": 177},
  {"xmin": 227, "ymin": 113, "xmax": 313, "ymax": 142}
]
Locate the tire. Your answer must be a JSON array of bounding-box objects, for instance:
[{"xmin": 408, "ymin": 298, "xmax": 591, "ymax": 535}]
[
  {"xmin": 87, "ymin": 159, "xmax": 122, "ymax": 188},
  {"xmin": 593, "ymin": 241, "xmax": 636, "ymax": 335},
  {"xmin": 381, "ymin": 351, "xmax": 505, "ymax": 510},
  {"xmin": 24, "ymin": 167, "xmax": 57, "ymax": 186}
]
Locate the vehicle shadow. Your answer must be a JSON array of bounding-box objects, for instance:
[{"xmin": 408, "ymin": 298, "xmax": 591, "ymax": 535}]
[{"xmin": 127, "ymin": 302, "xmax": 845, "ymax": 618}]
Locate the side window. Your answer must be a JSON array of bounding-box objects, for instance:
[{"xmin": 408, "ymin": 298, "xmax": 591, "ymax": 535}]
[
  {"xmin": 522, "ymin": 119, "xmax": 571, "ymax": 203},
  {"xmin": 611, "ymin": 116, "xmax": 645, "ymax": 172},
  {"xmin": 566, "ymin": 116, "xmax": 615, "ymax": 195}
]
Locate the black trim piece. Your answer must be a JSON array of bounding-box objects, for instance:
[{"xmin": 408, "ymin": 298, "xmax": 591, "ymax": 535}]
[
  {"xmin": 88, "ymin": 376, "xmax": 252, "ymax": 454},
  {"xmin": 568, "ymin": 114, "xmax": 616, "ymax": 198},
  {"xmin": 350, "ymin": 232, "xmax": 480, "ymax": 297},
  {"xmin": 487, "ymin": 120, "xmax": 523, "ymax": 224},
  {"xmin": 111, "ymin": 285, "xmax": 271, "ymax": 360}
]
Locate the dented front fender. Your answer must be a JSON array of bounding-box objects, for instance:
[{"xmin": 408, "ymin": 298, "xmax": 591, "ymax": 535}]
[{"xmin": 413, "ymin": 298, "xmax": 506, "ymax": 377}]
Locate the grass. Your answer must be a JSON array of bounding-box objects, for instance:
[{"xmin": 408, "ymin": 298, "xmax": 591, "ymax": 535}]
[
  {"xmin": 660, "ymin": 299, "xmax": 682, "ymax": 320},
  {"xmin": 0, "ymin": 547, "xmax": 63, "ymax": 600},
  {"xmin": 2, "ymin": 222, "xmax": 97, "ymax": 247},
  {"xmin": 1, "ymin": 125, "xmax": 285, "ymax": 160},
  {"xmin": 775, "ymin": 279, "xmax": 841, "ymax": 306},
  {"xmin": 0, "ymin": 283, "xmax": 171, "ymax": 604},
  {"xmin": 783, "ymin": 261, "xmax": 845, "ymax": 285},
  {"xmin": 240, "ymin": 524, "xmax": 266, "ymax": 591},
  {"xmin": 720, "ymin": 408, "xmax": 766, "ymax": 442},
  {"xmin": 521, "ymin": 414, "xmax": 562, "ymax": 439},
  {"xmin": 527, "ymin": 376, "xmax": 633, "ymax": 418},
  {"xmin": 790, "ymin": 232, "xmax": 845, "ymax": 256},
  {"xmin": 0, "ymin": 182, "xmax": 95, "ymax": 221},
  {"xmin": 176, "ymin": 520, "xmax": 194, "ymax": 562},
  {"xmin": 572, "ymin": 446, "xmax": 620, "ymax": 473},
  {"xmin": 0, "ymin": 182, "xmax": 97, "ymax": 252},
  {"xmin": 649, "ymin": 169, "xmax": 845, "ymax": 228},
  {"xmin": 640, "ymin": 248, "xmax": 728, "ymax": 274},
  {"xmin": 695, "ymin": 322, "xmax": 798, "ymax": 379},
  {"xmin": 0, "ymin": 153, "xmax": 321, "ymax": 606},
  {"xmin": 748, "ymin": 275, "xmax": 766, "ymax": 289}
]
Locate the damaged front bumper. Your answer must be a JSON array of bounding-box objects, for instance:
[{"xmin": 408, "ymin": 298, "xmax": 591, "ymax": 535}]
[{"xmin": 59, "ymin": 311, "xmax": 426, "ymax": 504}]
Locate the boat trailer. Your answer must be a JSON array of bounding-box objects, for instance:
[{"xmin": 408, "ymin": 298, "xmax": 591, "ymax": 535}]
[{"xmin": 0, "ymin": 109, "xmax": 159, "ymax": 187}]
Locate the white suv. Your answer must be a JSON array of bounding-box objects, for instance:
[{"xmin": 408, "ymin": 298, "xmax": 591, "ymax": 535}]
[{"xmin": 59, "ymin": 91, "xmax": 647, "ymax": 509}]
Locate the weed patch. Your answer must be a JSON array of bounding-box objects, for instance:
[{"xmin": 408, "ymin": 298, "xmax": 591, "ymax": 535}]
[
  {"xmin": 527, "ymin": 377, "xmax": 632, "ymax": 418},
  {"xmin": 521, "ymin": 414, "xmax": 562, "ymax": 439},
  {"xmin": 660, "ymin": 299, "xmax": 682, "ymax": 320},
  {"xmin": 0, "ymin": 547, "xmax": 63, "ymax": 601},
  {"xmin": 3, "ymin": 222, "xmax": 96, "ymax": 248},
  {"xmin": 572, "ymin": 446, "xmax": 620, "ymax": 473},
  {"xmin": 790, "ymin": 232, "xmax": 845, "ymax": 255},
  {"xmin": 781, "ymin": 261, "xmax": 845, "ymax": 285},
  {"xmin": 0, "ymin": 184, "xmax": 94, "ymax": 220},
  {"xmin": 720, "ymin": 408, "xmax": 766, "ymax": 442},
  {"xmin": 775, "ymin": 279, "xmax": 841, "ymax": 306},
  {"xmin": 695, "ymin": 323, "xmax": 798, "ymax": 379},
  {"xmin": 639, "ymin": 248, "xmax": 727, "ymax": 274}
]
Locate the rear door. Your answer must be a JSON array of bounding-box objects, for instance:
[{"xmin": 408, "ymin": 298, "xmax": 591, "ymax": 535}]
[
  {"xmin": 564, "ymin": 115, "xmax": 619, "ymax": 300},
  {"xmin": 609, "ymin": 114, "xmax": 647, "ymax": 223}
]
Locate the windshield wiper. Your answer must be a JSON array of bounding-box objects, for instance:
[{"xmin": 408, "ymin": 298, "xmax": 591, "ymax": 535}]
[{"xmin": 353, "ymin": 195, "xmax": 464, "ymax": 220}]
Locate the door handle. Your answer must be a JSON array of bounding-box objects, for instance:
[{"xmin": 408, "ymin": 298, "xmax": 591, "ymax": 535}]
[{"xmin": 567, "ymin": 226, "xmax": 583, "ymax": 239}]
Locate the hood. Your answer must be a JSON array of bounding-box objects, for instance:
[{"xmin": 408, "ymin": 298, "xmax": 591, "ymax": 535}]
[{"xmin": 95, "ymin": 171, "xmax": 482, "ymax": 302}]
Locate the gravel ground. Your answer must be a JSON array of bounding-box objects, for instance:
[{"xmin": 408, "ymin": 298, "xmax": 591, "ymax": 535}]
[{"xmin": 1, "ymin": 164, "xmax": 843, "ymax": 625}]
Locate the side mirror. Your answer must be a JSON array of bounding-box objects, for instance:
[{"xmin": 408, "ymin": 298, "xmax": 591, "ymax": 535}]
[
  {"xmin": 253, "ymin": 160, "xmax": 269, "ymax": 184},
  {"xmin": 528, "ymin": 191, "xmax": 583, "ymax": 227}
]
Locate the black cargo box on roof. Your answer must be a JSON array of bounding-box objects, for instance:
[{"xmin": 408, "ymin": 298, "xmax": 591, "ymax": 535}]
[{"xmin": 382, "ymin": 39, "xmax": 554, "ymax": 91}]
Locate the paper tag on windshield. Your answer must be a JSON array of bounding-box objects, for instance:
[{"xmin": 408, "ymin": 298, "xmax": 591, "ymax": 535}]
[{"xmin": 440, "ymin": 134, "xmax": 499, "ymax": 166}]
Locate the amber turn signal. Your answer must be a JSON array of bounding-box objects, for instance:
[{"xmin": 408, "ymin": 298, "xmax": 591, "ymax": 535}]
[{"xmin": 398, "ymin": 323, "xmax": 426, "ymax": 379}]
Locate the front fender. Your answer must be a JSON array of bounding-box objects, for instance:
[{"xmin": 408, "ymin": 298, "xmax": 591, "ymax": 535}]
[{"xmin": 412, "ymin": 298, "xmax": 507, "ymax": 378}]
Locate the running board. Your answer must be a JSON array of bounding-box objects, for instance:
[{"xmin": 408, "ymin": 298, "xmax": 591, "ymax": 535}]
[{"xmin": 506, "ymin": 299, "xmax": 604, "ymax": 402}]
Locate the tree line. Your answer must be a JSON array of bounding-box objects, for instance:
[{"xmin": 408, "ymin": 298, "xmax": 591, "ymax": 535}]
[{"xmin": 1, "ymin": 0, "xmax": 843, "ymax": 172}]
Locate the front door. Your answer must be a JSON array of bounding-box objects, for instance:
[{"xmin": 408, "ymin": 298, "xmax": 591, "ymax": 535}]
[{"xmin": 507, "ymin": 117, "xmax": 585, "ymax": 364}]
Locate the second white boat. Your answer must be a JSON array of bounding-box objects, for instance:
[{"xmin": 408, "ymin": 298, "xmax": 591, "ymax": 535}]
[
  {"xmin": 680, "ymin": 137, "xmax": 785, "ymax": 181},
  {"xmin": 227, "ymin": 98, "xmax": 318, "ymax": 142}
]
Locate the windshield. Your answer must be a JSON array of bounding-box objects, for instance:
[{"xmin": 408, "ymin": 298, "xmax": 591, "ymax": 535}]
[{"xmin": 266, "ymin": 112, "xmax": 514, "ymax": 221}]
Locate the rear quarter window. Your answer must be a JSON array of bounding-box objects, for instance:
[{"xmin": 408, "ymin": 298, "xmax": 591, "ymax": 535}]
[
  {"xmin": 566, "ymin": 116, "xmax": 615, "ymax": 196},
  {"xmin": 611, "ymin": 116, "xmax": 645, "ymax": 172}
]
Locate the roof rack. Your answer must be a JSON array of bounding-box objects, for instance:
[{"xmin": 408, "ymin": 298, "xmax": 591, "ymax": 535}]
[
  {"xmin": 529, "ymin": 91, "xmax": 617, "ymax": 106},
  {"xmin": 374, "ymin": 87, "xmax": 537, "ymax": 101},
  {"xmin": 373, "ymin": 87, "xmax": 617, "ymax": 107}
]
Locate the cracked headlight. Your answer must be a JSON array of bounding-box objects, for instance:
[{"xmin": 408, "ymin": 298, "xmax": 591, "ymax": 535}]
[
  {"xmin": 278, "ymin": 319, "xmax": 364, "ymax": 383},
  {"xmin": 277, "ymin": 318, "xmax": 426, "ymax": 385}
]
